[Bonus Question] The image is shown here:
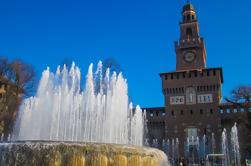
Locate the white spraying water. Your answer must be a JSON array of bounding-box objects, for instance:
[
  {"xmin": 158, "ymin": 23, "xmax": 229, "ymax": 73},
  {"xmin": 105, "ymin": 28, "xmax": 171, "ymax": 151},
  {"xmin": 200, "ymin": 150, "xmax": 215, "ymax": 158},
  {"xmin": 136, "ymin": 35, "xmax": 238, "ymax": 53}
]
[
  {"xmin": 12, "ymin": 61, "xmax": 145, "ymax": 146},
  {"xmin": 231, "ymin": 122, "xmax": 241, "ymax": 166},
  {"xmin": 222, "ymin": 128, "xmax": 230, "ymax": 166}
]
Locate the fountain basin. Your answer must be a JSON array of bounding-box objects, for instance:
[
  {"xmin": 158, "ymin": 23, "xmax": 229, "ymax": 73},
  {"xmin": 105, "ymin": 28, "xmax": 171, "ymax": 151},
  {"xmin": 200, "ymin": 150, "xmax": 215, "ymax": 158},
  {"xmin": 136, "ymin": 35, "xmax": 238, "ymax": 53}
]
[{"xmin": 0, "ymin": 141, "xmax": 168, "ymax": 166}]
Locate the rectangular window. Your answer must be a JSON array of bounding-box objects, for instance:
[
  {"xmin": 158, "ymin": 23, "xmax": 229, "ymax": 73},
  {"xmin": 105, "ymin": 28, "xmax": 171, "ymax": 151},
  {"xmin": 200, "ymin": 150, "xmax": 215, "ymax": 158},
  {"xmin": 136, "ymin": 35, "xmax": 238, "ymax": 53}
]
[
  {"xmin": 180, "ymin": 110, "xmax": 183, "ymax": 115},
  {"xmin": 194, "ymin": 72, "xmax": 197, "ymax": 77},
  {"xmin": 197, "ymin": 94, "xmax": 213, "ymax": 104},
  {"xmin": 170, "ymin": 96, "xmax": 185, "ymax": 105},
  {"xmin": 213, "ymin": 70, "xmax": 216, "ymax": 76}
]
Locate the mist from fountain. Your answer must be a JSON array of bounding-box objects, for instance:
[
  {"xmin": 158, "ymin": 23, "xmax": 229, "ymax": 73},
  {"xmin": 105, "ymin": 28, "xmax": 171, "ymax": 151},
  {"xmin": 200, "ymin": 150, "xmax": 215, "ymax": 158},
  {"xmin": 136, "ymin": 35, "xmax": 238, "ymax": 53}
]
[{"xmin": 12, "ymin": 61, "xmax": 145, "ymax": 146}]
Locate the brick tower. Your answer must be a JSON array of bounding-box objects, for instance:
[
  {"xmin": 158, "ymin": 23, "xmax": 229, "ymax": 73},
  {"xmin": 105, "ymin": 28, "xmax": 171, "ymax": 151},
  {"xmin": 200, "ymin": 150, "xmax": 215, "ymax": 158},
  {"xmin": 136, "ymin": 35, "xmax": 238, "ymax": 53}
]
[{"xmin": 159, "ymin": 2, "xmax": 224, "ymax": 160}]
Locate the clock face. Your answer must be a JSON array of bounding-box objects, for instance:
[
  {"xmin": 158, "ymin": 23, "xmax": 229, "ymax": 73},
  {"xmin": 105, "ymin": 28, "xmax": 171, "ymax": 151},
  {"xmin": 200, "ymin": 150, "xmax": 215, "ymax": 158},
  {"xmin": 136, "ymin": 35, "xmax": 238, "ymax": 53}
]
[{"xmin": 184, "ymin": 52, "xmax": 195, "ymax": 63}]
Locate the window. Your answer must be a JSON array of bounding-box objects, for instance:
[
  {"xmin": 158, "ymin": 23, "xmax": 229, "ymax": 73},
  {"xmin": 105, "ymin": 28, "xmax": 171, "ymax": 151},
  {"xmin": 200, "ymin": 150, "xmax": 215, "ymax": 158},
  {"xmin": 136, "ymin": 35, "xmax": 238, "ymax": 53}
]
[
  {"xmin": 187, "ymin": 15, "xmax": 191, "ymax": 21},
  {"xmin": 181, "ymin": 110, "xmax": 183, "ymax": 115},
  {"xmin": 188, "ymin": 73, "xmax": 191, "ymax": 78},
  {"xmin": 183, "ymin": 73, "xmax": 186, "ymax": 78},
  {"xmin": 194, "ymin": 71, "xmax": 197, "ymax": 77},
  {"xmin": 171, "ymin": 74, "xmax": 173, "ymax": 79},
  {"xmin": 207, "ymin": 70, "xmax": 210, "ymax": 76},
  {"xmin": 213, "ymin": 70, "xmax": 216, "ymax": 76},
  {"xmin": 210, "ymin": 109, "xmax": 213, "ymax": 114},
  {"xmin": 165, "ymin": 75, "xmax": 168, "ymax": 80},
  {"xmin": 192, "ymin": 15, "xmax": 195, "ymax": 20},
  {"xmin": 186, "ymin": 87, "xmax": 196, "ymax": 104},
  {"xmin": 186, "ymin": 27, "xmax": 193, "ymax": 37},
  {"xmin": 170, "ymin": 96, "xmax": 185, "ymax": 105},
  {"xmin": 210, "ymin": 85, "xmax": 212, "ymax": 91},
  {"xmin": 171, "ymin": 111, "xmax": 174, "ymax": 116},
  {"xmin": 198, "ymin": 94, "xmax": 213, "ymax": 103},
  {"xmin": 200, "ymin": 109, "xmax": 203, "ymax": 114},
  {"xmin": 150, "ymin": 111, "xmax": 154, "ymax": 117},
  {"xmin": 190, "ymin": 110, "xmax": 193, "ymax": 115},
  {"xmin": 176, "ymin": 74, "xmax": 179, "ymax": 79}
]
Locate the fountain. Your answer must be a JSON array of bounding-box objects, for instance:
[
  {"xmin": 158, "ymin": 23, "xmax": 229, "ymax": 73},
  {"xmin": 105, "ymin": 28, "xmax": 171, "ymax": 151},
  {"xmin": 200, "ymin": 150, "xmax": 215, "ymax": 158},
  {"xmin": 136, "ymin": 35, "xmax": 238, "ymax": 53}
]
[
  {"xmin": 222, "ymin": 128, "xmax": 230, "ymax": 166},
  {"xmin": 0, "ymin": 62, "xmax": 168, "ymax": 166},
  {"xmin": 230, "ymin": 122, "xmax": 241, "ymax": 166}
]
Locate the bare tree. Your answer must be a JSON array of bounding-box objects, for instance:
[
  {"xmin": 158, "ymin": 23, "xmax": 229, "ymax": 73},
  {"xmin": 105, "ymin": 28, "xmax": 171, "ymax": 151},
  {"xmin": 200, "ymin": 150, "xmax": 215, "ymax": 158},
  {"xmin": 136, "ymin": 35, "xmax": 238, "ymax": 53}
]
[
  {"xmin": 0, "ymin": 57, "xmax": 35, "ymax": 138},
  {"xmin": 225, "ymin": 85, "xmax": 251, "ymax": 105},
  {"xmin": 9, "ymin": 60, "xmax": 35, "ymax": 96},
  {"xmin": 225, "ymin": 85, "xmax": 251, "ymax": 159},
  {"xmin": 225, "ymin": 85, "xmax": 251, "ymax": 127}
]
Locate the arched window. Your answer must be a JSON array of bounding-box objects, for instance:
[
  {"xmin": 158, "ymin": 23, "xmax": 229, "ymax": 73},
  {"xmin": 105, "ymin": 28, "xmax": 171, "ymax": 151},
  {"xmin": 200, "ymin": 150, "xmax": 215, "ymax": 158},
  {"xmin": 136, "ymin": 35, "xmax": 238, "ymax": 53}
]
[
  {"xmin": 192, "ymin": 15, "xmax": 195, "ymax": 20},
  {"xmin": 186, "ymin": 28, "xmax": 193, "ymax": 38}
]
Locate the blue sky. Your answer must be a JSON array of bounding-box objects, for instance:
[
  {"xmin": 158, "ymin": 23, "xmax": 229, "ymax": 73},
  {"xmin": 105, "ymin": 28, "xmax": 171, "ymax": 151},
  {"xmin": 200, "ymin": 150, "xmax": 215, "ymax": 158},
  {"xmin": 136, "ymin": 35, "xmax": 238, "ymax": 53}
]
[{"xmin": 0, "ymin": 0, "xmax": 250, "ymax": 107}]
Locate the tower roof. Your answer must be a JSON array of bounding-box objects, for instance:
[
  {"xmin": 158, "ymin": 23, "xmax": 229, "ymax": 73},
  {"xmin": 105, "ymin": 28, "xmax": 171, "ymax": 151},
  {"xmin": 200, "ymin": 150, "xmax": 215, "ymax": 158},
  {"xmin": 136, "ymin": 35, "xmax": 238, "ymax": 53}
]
[{"xmin": 182, "ymin": 3, "xmax": 195, "ymax": 12}]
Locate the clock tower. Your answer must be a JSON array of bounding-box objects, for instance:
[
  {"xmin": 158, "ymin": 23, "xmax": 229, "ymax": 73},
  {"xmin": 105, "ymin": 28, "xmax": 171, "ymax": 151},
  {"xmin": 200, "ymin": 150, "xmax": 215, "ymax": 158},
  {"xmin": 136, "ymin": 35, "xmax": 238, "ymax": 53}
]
[
  {"xmin": 158, "ymin": 2, "xmax": 224, "ymax": 160},
  {"xmin": 175, "ymin": 3, "xmax": 206, "ymax": 71}
]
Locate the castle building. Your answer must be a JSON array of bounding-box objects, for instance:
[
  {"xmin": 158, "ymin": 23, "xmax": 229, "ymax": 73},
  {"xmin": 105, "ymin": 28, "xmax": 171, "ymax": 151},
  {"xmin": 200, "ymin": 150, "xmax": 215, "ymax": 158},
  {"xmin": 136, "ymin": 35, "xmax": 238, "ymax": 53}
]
[{"xmin": 144, "ymin": 2, "xmax": 251, "ymax": 162}]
